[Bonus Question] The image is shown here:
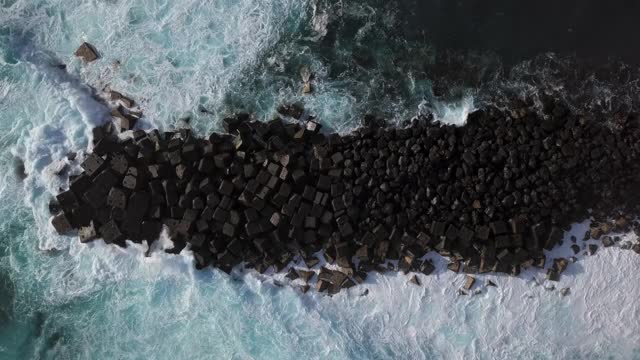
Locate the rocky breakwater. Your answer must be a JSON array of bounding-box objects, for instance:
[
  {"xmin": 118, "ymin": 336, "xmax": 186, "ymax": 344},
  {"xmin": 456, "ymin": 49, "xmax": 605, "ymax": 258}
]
[{"xmin": 50, "ymin": 102, "xmax": 640, "ymax": 294}]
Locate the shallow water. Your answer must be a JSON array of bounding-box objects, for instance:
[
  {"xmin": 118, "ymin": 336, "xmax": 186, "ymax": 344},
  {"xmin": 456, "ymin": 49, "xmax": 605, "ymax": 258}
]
[{"xmin": 1, "ymin": 0, "xmax": 640, "ymax": 359}]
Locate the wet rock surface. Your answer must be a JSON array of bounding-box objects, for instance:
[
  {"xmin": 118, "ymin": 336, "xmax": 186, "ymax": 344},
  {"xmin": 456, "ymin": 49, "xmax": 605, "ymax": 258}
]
[{"xmin": 51, "ymin": 102, "xmax": 640, "ymax": 294}]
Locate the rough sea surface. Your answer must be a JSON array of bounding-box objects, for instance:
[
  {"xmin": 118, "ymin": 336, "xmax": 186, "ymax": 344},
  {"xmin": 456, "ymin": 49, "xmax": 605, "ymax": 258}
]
[{"xmin": 1, "ymin": 0, "xmax": 639, "ymax": 359}]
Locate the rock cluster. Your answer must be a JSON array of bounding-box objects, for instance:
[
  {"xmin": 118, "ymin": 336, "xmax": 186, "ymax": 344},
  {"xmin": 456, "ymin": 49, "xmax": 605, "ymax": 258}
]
[{"xmin": 50, "ymin": 102, "xmax": 640, "ymax": 294}]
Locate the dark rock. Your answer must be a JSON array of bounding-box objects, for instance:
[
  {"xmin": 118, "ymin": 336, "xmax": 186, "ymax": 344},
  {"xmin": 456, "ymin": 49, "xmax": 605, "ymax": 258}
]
[
  {"xmin": 490, "ymin": 221, "xmax": 509, "ymax": 235},
  {"xmin": 106, "ymin": 187, "xmax": 127, "ymax": 209},
  {"xmin": 56, "ymin": 190, "xmax": 80, "ymax": 211},
  {"xmin": 99, "ymin": 220, "xmax": 124, "ymax": 244},
  {"xmin": 74, "ymin": 42, "xmax": 99, "ymax": 62},
  {"xmin": 571, "ymin": 244, "xmax": 580, "ymax": 254},
  {"xmin": 409, "ymin": 275, "xmax": 420, "ymax": 285},
  {"xmin": 463, "ymin": 276, "xmax": 475, "ymax": 290},
  {"xmin": 315, "ymin": 279, "xmax": 330, "ymax": 293},
  {"xmin": 81, "ymin": 154, "xmax": 106, "ymax": 177},
  {"xmin": 51, "ymin": 213, "xmax": 73, "ymax": 234},
  {"xmin": 546, "ymin": 269, "xmax": 560, "ymax": 282},
  {"xmin": 447, "ymin": 261, "xmax": 461, "ymax": 273}
]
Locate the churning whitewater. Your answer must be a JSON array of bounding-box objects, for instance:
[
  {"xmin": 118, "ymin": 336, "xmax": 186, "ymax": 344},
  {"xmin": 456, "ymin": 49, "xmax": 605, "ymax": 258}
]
[{"xmin": 1, "ymin": 0, "xmax": 640, "ymax": 359}]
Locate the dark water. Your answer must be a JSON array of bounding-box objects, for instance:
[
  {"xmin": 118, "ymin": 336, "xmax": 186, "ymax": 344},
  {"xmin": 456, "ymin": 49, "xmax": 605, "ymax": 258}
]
[
  {"xmin": 399, "ymin": 0, "xmax": 640, "ymax": 66},
  {"xmin": 228, "ymin": 0, "xmax": 640, "ymax": 131}
]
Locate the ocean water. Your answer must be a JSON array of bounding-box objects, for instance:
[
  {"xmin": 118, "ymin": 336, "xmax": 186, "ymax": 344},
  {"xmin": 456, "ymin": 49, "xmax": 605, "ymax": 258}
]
[{"xmin": 1, "ymin": 0, "xmax": 640, "ymax": 359}]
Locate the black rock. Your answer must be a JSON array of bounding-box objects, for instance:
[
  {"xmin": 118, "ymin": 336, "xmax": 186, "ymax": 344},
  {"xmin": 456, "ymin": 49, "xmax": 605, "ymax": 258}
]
[
  {"xmin": 56, "ymin": 190, "xmax": 79, "ymax": 211},
  {"xmin": 99, "ymin": 220, "xmax": 124, "ymax": 244},
  {"xmin": 81, "ymin": 154, "xmax": 106, "ymax": 177},
  {"xmin": 51, "ymin": 213, "xmax": 73, "ymax": 234}
]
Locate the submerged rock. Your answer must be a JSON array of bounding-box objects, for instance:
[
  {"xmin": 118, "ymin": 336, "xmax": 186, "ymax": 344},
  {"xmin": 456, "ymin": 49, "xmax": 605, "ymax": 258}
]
[
  {"xmin": 14, "ymin": 158, "xmax": 26, "ymax": 180},
  {"xmin": 486, "ymin": 280, "xmax": 497, "ymax": 287}
]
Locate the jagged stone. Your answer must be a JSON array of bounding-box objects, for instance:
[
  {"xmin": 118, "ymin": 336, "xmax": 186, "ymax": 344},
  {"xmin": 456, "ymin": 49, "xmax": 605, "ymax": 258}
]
[
  {"xmin": 51, "ymin": 213, "xmax": 73, "ymax": 234},
  {"xmin": 409, "ymin": 275, "xmax": 420, "ymax": 285},
  {"xmin": 463, "ymin": 276, "xmax": 475, "ymax": 290},
  {"xmin": 74, "ymin": 42, "xmax": 99, "ymax": 62}
]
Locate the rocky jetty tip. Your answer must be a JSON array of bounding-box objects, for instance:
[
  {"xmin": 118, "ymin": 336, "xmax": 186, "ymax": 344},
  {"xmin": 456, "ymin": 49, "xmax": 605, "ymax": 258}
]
[{"xmin": 51, "ymin": 95, "xmax": 640, "ymax": 295}]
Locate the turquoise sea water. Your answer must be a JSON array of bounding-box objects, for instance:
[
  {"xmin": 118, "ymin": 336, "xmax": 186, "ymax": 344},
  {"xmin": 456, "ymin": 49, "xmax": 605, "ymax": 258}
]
[{"xmin": 1, "ymin": 1, "xmax": 640, "ymax": 359}]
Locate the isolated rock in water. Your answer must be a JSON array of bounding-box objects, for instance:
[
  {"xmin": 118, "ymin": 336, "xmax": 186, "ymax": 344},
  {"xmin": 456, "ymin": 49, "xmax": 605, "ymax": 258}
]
[
  {"xmin": 486, "ymin": 280, "xmax": 497, "ymax": 287},
  {"xmin": 300, "ymin": 65, "xmax": 313, "ymax": 94},
  {"xmin": 74, "ymin": 42, "xmax": 99, "ymax": 62},
  {"xmin": 109, "ymin": 91, "xmax": 135, "ymax": 108},
  {"xmin": 560, "ymin": 287, "xmax": 571, "ymax": 296},
  {"xmin": 409, "ymin": 274, "xmax": 420, "ymax": 286},
  {"xmin": 632, "ymin": 244, "xmax": 640, "ymax": 254},
  {"xmin": 299, "ymin": 65, "xmax": 312, "ymax": 83}
]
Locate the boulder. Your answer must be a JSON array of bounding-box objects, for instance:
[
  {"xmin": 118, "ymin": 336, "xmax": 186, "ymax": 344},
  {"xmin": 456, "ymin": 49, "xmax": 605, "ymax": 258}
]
[
  {"xmin": 74, "ymin": 42, "xmax": 99, "ymax": 62},
  {"xmin": 99, "ymin": 220, "xmax": 124, "ymax": 244},
  {"xmin": 546, "ymin": 269, "xmax": 560, "ymax": 282},
  {"xmin": 315, "ymin": 279, "xmax": 330, "ymax": 293},
  {"xmin": 463, "ymin": 276, "xmax": 475, "ymax": 290},
  {"xmin": 81, "ymin": 154, "xmax": 105, "ymax": 177},
  {"xmin": 409, "ymin": 275, "xmax": 420, "ymax": 285},
  {"xmin": 79, "ymin": 221, "xmax": 98, "ymax": 243},
  {"xmin": 56, "ymin": 190, "xmax": 80, "ymax": 211},
  {"xmin": 602, "ymin": 236, "xmax": 614, "ymax": 247},
  {"xmin": 51, "ymin": 213, "xmax": 73, "ymax": 234},
  {"xmin": 447, "ymin": 261, "xmax": 461, "ymax": 273}
]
